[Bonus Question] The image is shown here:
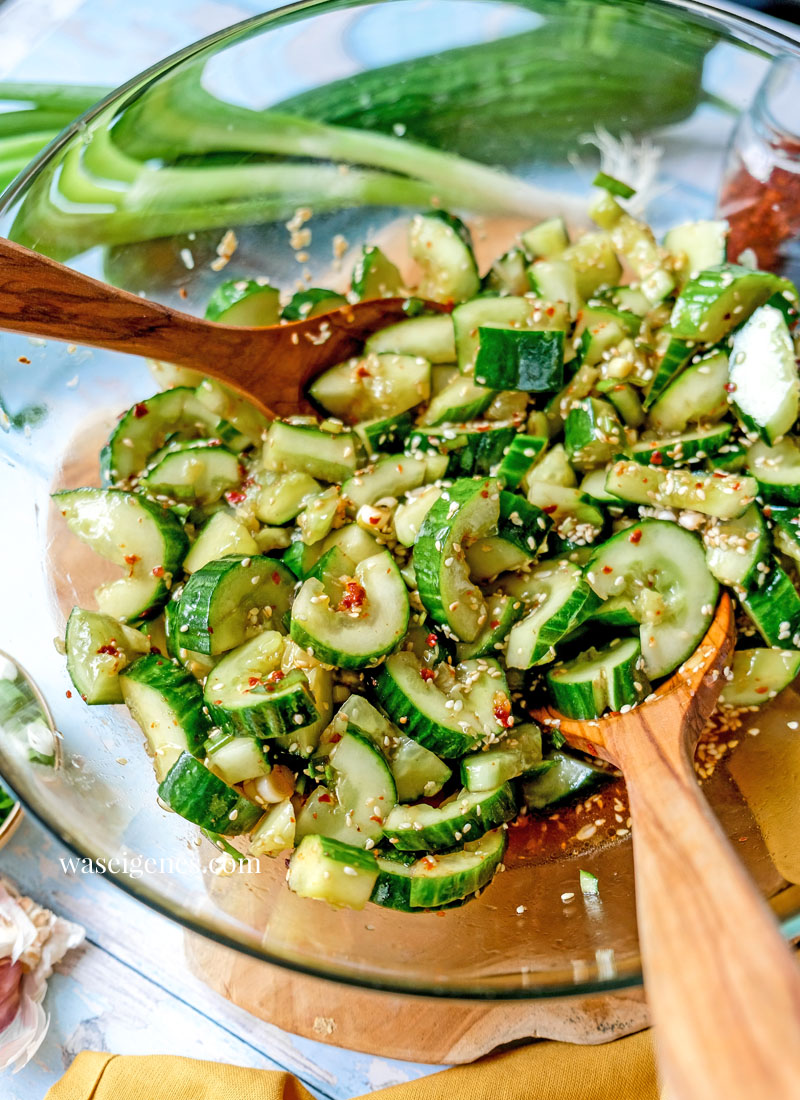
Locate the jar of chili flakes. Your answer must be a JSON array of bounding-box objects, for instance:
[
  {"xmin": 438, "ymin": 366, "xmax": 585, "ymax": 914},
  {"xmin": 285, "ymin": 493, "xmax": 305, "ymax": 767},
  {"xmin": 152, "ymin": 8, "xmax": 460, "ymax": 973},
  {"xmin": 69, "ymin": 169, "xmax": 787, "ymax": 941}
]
[{"xmin": 719, "ymin": 55, "xmax": 800, "ymax": 282}]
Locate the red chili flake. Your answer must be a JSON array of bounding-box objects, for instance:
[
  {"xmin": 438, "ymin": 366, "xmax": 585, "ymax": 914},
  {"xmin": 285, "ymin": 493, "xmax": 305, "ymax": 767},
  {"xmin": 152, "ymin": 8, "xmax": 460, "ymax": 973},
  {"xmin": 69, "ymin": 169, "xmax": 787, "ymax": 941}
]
[
  {"xmin": 65, "ymin": 690, "xmax": 72, "ymax": 699},
  {"xmin": 152, "ymin": 565, "xmax": 165, "ymax": 578},
  {"xmin": 271, "ymin": 571, "xmax": 281, "ymax": 585},
  {"xmin": 490, "ymin": 620, "xmax": 500, "ymax": 629},
  {"xmin": 318, "ymin": 792, "xmax": 333, "ymax": 803},
  {"xmin": 267, "ymin": 669, "xmax": 285, "ymax": 683},
  {"xmin": 426, "ymin": 633, "xmax": 437, "ymax": 647},
  {"xmin": 475, "ymin": 423, "xmax": 490, "ymax": 433},
  {"xmin": 370, "ymin": 815, "xmax": 383, "ymax": 824},
  {"xmin": 355, "ymin": 364, "xmax": 371, "ymax": 378},
  {"xmin": 225, "ymin": 489, "xmax": 246, "ymax": 505},
  {"xmin": 755, "ymin": 685, "xmax": 769, "ymax": 694},
  {"xmin": 628, "ymin": 528, "xmax": 642, "ymax": 544},
  {"xmin": 17, "ymin": 356, "xmax": 30, "ymax": 365},
  {"xmin": 493, "ymin": 693, "xmax": 513, "ymax": 728},
  {"xmin": 150, "ymin": 646, "xmax": 162, "ymax": 655},
  {"xmin": 369, "ymin": 515, "xmax": 380, "ymax": 524},
  {"xmin": 124, "ymin": 554, "xmax": 140, "ymax": 566},
  {"xmin": 545, "ymin": 306, "xmax": 556, "ymax": 317},
  {"xmin": 207, "ymin": 626, "xmax": 214, "ymax": 634},
  {"xmin": 763, "ymin": 506, "xmax": 773, "ymax": 518},
  {"xmin": 712, "ymin": 471, "xmax": 727, "ymax": 479},
  {"xmin": 178, "ymin": 287, "xmax": 188, "ymax": 299},
  {"xmin": 133, "ymin": 403, "xmax": 149, "ymax": 418},
  {"xmin": 481, "ymin": 490, "xmax": 489, "ymax": 498},
  {"xmin": 419, "ymin": 668, "xmax": 435, "ymax": 681},
  {"xmin": 650, "ymin": 452, "xmax": 663, "ymax": 465},
  {"xmin": 542, "ymin": 504, "xmax": 558, "ymax": 515},
  {"xmin": 265, "ymin": 684, "xmax": 275, "ymax": 693},
  {"xmin": 724, "ymin": 382, "xmax": 737, "ymax": 394},
  {"xmin": 328, "ymin": 732, "xmax": 342, "ymax": 744},
  {"xmin": 732, "ymin": 482, "xmax": 741, "ymax": 491},
  {"xmin": 337, "ymin": 580, "xmax": 367, "ymax": 612},
  {"xmin": 96, "ymin": 643, "xmax": 120, "ymax": 656},
  {"xmin": 248, "ymin": 676, "xmax": 261, "ymax": 687},
  {"xmin": 602, "ymin": 565, "xmax": 613, "ymax": 574}
]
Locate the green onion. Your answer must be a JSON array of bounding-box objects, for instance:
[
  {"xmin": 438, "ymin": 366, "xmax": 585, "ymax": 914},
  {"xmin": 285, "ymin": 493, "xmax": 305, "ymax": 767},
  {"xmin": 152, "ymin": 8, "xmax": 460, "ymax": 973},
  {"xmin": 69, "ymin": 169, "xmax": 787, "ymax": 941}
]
[{"xmin": 593, "ymin": 172, "xmax": 636, "ymax": 199}]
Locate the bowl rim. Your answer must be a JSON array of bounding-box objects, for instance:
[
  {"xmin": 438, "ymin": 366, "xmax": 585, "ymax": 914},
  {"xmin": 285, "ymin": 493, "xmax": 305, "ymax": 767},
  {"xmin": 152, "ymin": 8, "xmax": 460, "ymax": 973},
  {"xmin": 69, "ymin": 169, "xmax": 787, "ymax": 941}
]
[{"xmin": 2, "ymin": 0, "xmax": 800, "ymax": 1001}]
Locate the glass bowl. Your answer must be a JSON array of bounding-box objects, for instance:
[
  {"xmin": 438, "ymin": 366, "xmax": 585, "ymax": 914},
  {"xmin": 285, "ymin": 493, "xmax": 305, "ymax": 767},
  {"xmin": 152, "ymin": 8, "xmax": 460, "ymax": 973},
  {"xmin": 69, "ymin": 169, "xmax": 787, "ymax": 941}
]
[{"xmin": 0, "ymin": 0, "xmax": 799, "ymax": 1007}]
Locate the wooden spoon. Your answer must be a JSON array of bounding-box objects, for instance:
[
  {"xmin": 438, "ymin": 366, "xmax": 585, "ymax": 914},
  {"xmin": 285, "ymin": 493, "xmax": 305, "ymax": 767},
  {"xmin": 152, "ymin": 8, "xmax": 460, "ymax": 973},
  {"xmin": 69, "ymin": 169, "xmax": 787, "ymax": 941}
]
[
  {"xmin": 0, "ymin": 238, "xmax": 433, "ymax": 417},
  {"xmin": 532, "ymin": 592, "xmax": 800, "ymax": 1100}
]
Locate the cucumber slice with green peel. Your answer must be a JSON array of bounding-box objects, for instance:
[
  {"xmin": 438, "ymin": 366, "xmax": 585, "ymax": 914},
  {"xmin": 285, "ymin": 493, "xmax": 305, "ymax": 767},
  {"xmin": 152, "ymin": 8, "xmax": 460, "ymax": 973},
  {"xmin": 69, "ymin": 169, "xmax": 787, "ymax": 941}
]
[
  {"xmin": 249, "ymin": 799, "xmax": 296, "ymax": 857},
  {"xmin": 407, "ymin": 423, "xmax": 516, "ymax": 479},
  {"xmin": 176, "ymin": 556, "xmax": 295, "ymax": 655},
  {"xmin": 274, "ymin": 640, "xmax": 333, "ymax": 758},
  {"xmin": 140, "ymin": 441, "xmax": 242, "ymax": 505},
  {"xmin": 720, "ymin": 648, "xmax": 800, "ymax": 706},
  {"xmin": 322, "ymin": 524, "xmax": 381, "ymax": 564},
  {"xmin": 474, "ymin": 326, "xmax": 564, "ymax": 393},
  {"xmin": 382, "ymin": 783, "xmax": 517, "ymax": 852},
  {"xmin": 596, "ymin": 284, "xmax": 651, "ymax": 316},
  {"xmin": 120, "ymin": 655, "xmax": 211, "ymax": 781},
  {"xmin": 53, "ymin": 488, "xmax": 188, "ymax": 621},
  {"xmin": 588, "ymin": 595, "xmax": 638, "ymax": 628},
  {"xmin": 527, "ymin": 259, "xmax": 581, "ymax": 316},
  {"xmin": 595, "ymin": 381, "xmax": 644, "ymax": 429},
  {"xmin": 729, "ymin": 304, "xmax": 799, "ymax": 444},
  {"xmin": 646, "ymin": 350, "xmax": 729, "ymax": 434},
  {"xmin": 288, "ymin": 835, "xmax": 378, "ymax": 909},
  {"xmin": 296, "ymin": 486, "xmax": 341, "ymax": 546},
  {"xmin": 374, "ymin": 652, "xmax": 513, "ymax": 758},
  {"xmin": 281, "ymin": 288, "xmax": 347, "ymax": 321},
  {"xmin": 609, "ymin": 215, "xmax": 673, "ymax": 304},
  {"xmin": 65, "ymin": 608, "xmax": 150, "ymax": 704},
  {"xmin": 306, "ymin": 545, "xmax": 355, "ymax": 588},
  {"xmin": 521, "ymin": 750, "xmax": 613, "ymax": 811},
  {"xmin": 564, "ymin": 398, "xmax": 624, "ymax": 470},
  {"xmin": 365, "ymin": 315, "xmax": 455, "ymax": 362},
  {"xmin": 528, "ymin": 443, "xmax": 577, "ymax": 488},
  {"xmin": 394, "ymin": 486, "xmax": 441, "ymax": 547},
  {"xmin": 521, "ymin": 217, "xmax": 569, "ymax": 260},
  {"xmin": 496, "ymin": 434, "xmax": 547, "ymax": 489},
  {"xmin": 101, "ymin": 387, "xmax": 247, "ymax": 484},
  {"xmin": 663, "ymin": 220, "xmax": 728, "ymax": 283},
  {"xmin": 419, "ymin": 373, "xmax": 496, "ymax": 427},
  {"xmin": 525, "ymin": 483, "xmax": 604, "ymax": 545},
  {"xmin": 482, "ymin": 247, "xmax": 529, "ymax": 296},
  {"xmin": 737, "ymin": 558, "xmax": 800, "ymax": 648},
  {"xmin": 562, "ymin": 231, "xmax": 622, "ymax": 299},
  {"xmin": 643, "ymin": 337, "xmax": 692, "ymax": 410},
  {"xmin": 630, "ymin": 425, "xmax": 733, "ymax": 467},
  {"xmin": 545, "ymin": 363, "xmax": 600, "ymax": 435},
  {"xmin": 341, "ymin": 455, "xmax": 433, "ymax": 511},
  {"xmin": 452, "ymin": 295, "xmax": 568, "ymax": 374},
  {"xmin": 307, "ymin": 353, "xmax": 431, "ymax": 423},
  {"xmin": 296, "ymin": 727, "xmax": 396, "ymax": 846},
  {"xmin": 194, "ymin": 378, "xmax": 271, "ymax": 449},
  {"xmin": 465, "ymin": 492, "xmax": 550, "ymax": 582},
  {"xmin": 204, "ymin": 731, "xmax": 271, "ymax": 785},
  {"xmin": 408, "ymin": 211, "xmax": 479, "ymax": 304},
  {"xmin": 504, "ymin": 560, "xmax": 601, "ymax": 669},
  {"xmin": 158, "ymin": 752, "xmax": 263, "ymax": 836},
  {"xmin": 579, "ymin": 469, "xmax": 623, "ymax": 506},
  {"xmin": 415, "ymin": 477, "xmax": 500, "ymax": 642},
  {"xmin": 332, "ymin": 694, "xmax": 451, "ymax": 801},
  {"xmin": 354, "ymin": 411, "xmax": 414, "ymax": 457},
  {"xmin": 460, "ymin": 723, "xmax": 542, "ymax": 791},
  {"xmin": 263, "ymin": 422, "xmax": 358, "ymax": 483},
  {"xmin": 669, "ymin": 264, "xmax": 789, "ymax": 343},
  {"xmin": 350, "ymin": 245, "xmax": 404, "ymax": 300},
  {"xmin": 576, "ymin": 306, "xmax": 641, "ymax": 367},
  {"xmin": 205, "ymin": 279, "xmax": 280, "ymax": 325},
  {"xmin": 585, "ymin": 519, "xmax": 718, "ymax": 678},
  {"xmin": 767, "ymin": 506, "xmax": 800, "ymax": 560},
  {"xmin": 546, "ymin": 637, "xmax": 650, "ymax": 719},
  {"xmin": 255, "ymin": 472, "xmax": 320, "ymax": 525},
  {"xmin": 703, "ymin": 504, "xmax": 770, "ymax": 588},
  {"xmin": 203, "ymin": 631, "xmax": 319, "ymax": 739},
  {"xmin": 371, "ymin": 828, "xmax": 507, "ymax": 910},
  {"xmin": 709, "ymin": 441, "xmax": 749, "ymax": 472},
  {"xmin": 290, "ymin": 550, "xmax": 409, "ymax": 668},
  {"xmin": 747, "ymin": 437, "xmax": 800, "ymax": 504},
  {"xmin": 605, "ymin": 460, "xmax": 757, "ymax": 520},
  {"xmin": 183, "ymin": 512, "xmax": 258, "ymax": 574},
  {"xmin": 164, "ymin": 594, "xmax": 218, "ymax": 679},
  {"xmin": 455, "ymin": 593, "xmax": 525, "ymax": 660}
]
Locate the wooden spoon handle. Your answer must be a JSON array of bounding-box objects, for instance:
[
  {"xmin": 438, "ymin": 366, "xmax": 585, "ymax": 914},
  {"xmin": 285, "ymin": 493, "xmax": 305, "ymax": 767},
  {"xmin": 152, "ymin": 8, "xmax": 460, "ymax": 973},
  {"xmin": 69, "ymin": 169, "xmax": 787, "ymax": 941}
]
[
  {"xmin": 0, "ymin": 237, "xmax": 252, "ymax": 369},
  {"xmin": 616, "ymin": 725, "xmax": 800, "ymax": 1099}
]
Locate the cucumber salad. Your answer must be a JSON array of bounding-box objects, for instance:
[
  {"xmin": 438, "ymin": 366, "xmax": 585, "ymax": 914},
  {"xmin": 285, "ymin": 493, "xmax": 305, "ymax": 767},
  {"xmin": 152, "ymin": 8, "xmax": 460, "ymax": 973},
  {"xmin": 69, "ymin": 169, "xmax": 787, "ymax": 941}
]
[{"xmin": 55, "ymin": 173, "xmax": 800, "ymax": 912}]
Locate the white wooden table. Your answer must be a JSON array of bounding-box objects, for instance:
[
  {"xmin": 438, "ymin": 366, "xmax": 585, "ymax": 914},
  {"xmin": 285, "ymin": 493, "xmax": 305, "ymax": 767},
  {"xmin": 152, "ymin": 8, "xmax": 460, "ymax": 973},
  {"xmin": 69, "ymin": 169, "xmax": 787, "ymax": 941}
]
[{"xmin": 0, "ymin": 2, "xmax": 443, "ymax": 1096}]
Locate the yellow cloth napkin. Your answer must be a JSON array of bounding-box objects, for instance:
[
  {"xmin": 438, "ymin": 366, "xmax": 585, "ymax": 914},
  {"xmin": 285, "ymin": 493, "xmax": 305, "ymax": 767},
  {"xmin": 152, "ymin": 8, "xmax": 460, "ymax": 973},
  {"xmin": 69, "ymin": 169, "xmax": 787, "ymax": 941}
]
[{"xmin": 46, "ymin": 1030, "xmax": 658, "ymax": 1100}]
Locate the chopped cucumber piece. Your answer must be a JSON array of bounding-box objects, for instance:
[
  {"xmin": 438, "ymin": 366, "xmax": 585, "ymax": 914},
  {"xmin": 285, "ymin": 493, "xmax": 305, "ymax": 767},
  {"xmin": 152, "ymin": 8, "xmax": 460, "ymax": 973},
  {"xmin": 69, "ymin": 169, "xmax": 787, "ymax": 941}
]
[
  {"xmin": 748, "ymin": 437, "xmax": 800, "ymax": 504},
  {"xmin": 455, "ymin": 593, "xmax": 525, "ymax": 660},
  {"xmin": 670, "ymin": 263, "xmax": 787, "ymax": 343},
  {"xmin": 408, "ymin": 211, "xmax": 479, "ymax": 303},
  {"xmin": 288, "ymin": 835, "xmax": 378, "ymax": 909},
  {"xmin": 452, "ymin": 294, "xmax": 567, "ymax": 373},
  {"xmin": 342, "ymin": 455, "xmax": 433, "ymax": 510},
  {"xmin": 256, "ymin": 471, "xmax": 321, "ymax": 526},
  {"xmin": 184, "ymin": 512, "xmax": 257, "ymax": 574},
  {"xmin": 465, "ymin": 491, "xmax": 550, "ymax": 581},
  {"xmin": 419, "ymin": 373, "xmax": 495, "ymax": 426},
  {"xmin": 525, "ymin": 483, "xmax": 604, "ymax": 545},
  {"xmin": 605, "ymin": 459, "xmax": 756, "ymax": 520},
  {"xmin": 140, "ymin": 441, "xmax": 241, "ymax": 505},
  {"xmin": 564, "ymin": 398, "xmax": 624, "ymax": 470},
  {"xmin": 408, "ymin": 422, "xmax": 515, "ymax": 479},
  {"xmin": 663, "ymin": 221, "xmax": 727, "ymax": 283},
  {"xmin": 547, "ymin": 637, "xmax": 650, "ymax": 719},
  {"xmin": 365, "ymin": 314, "xmax": 455, "ymax": 362},
  {"xmin": 521, "ymin": 750, "xmax": 612, "ymax": 810},
  {"xmin": 647, "ymin": 350, "xmax": 729, "ymax": 434},
  {"xmin": 738, "ymin": 558, "xmax": 800, "ymax": 647},
  {"xmin": 372, "ymin": 828, "xmax": 507, "ymax": 910},
  {"xmin": 158, "ymin": 751, "xmax": 262, "ymax": 835},
  {"xmin": 351, "ymin": 245, "xmax": 404, "ymax": 299},
  {"xmin": 205, "ymin": 279, "xmax": 280, "ymax": 325},
  {"xmin": 504, "ymin": 560, "xmax": 601, "ymax": 668},
  {"xmin": 281, "ymin": 288, "xmax": 347, "ymax": 321},
  {"xmin": 521, "ymin": 217, "xmax": 569, "ymax": 259},
  {"xmin": 65, "ymin": 608, "xmax": 149, "ymax": 704},
  {"xmin": 263, "ymin": 421, "xmax": 358, "ymax": 483},
  {"xmin": 720, "ymin": 649, "xmax": 800, "ymax": 706},
  {"xmin": 729, "ymin": 304, "xmax": 798, "ymax": 445},
  {"xmin": 474, "ymin": 326, "xmax": 564, "ymax": 392},
  {"xmin": 383, "ymin": 783, "xmax": 517, "ymax": 851},
  {"xmin": 205, "ymin": 730, "xmax": 271, "ymax": 785},
  {"xmin": 703, "ymin": 504, "xmax": 769, "ymax": 588},
  {"xmin": 630, "ymin": 425, "xmax": 733, "ymax": 467},
  {"xmin": 482, "ymin": 247, "xmax": 529, "ymax": 296},
  {"xmin": 527, "ymin": 259, "xmax": 581, "ymax": 316},
  {"xmin": 497, "ymin": 434, "xmax": 547, "ymax": 488},
  {"xmin": 394, "ymin": 485, "xmax": 441, "ymax": 547},
  {"xmin": 562, "ymin": 231, "xmax": 622, "ymax": 298},
  {"xmin": 250, "ymin": 799, "xmax": 296, "ymax": 857},
  {"xmin": 308, "ymin": 353, "xmax": 431, "ymax": 423},
  {"xmin": 460, "ymin": 723, "xmax": 542, "ymax": 791}
]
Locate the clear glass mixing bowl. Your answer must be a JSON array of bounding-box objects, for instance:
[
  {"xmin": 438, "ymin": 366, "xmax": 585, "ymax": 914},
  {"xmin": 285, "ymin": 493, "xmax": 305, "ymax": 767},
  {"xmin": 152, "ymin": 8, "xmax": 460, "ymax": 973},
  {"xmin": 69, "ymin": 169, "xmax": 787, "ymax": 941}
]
[{"xmin": 0, "ymin": 0, "xmax": 798, "ymax": 1003}]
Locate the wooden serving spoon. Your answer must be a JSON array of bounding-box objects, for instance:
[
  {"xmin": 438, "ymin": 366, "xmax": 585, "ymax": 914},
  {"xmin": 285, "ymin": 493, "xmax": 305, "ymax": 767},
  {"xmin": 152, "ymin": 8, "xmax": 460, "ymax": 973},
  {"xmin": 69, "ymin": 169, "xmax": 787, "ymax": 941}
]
[
  {"xmin": 532, "ymin": 592, "xmax": 800, "ymax": 1100},
  {"xmin": 0, "ymin": 238, "xmax": 434, "ymax": 417}
]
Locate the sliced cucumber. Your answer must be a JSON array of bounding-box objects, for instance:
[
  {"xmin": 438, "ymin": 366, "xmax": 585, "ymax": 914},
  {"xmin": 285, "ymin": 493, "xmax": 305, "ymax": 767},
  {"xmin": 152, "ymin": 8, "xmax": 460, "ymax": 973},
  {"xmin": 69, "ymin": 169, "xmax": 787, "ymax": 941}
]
[
  {"xmin": 748, "ymin": 437, "xmax": 800, "ymax": 504},
  {"xmin": 277, "ymin": 639, "xmax": 332, "ymax": 757},
  {"xmin": 281, "ymin": 288, "xmax": 347, "ymax": 321},
  {"xmin": 204, "ymin": 730, "xmax": 271, "ymax": 785},
  {"xmin": 483, "ymin": 247, "xmax": 530, "ymax": 296},
  {"xmin": 374, "ymin": 652, "xmax": 513, "ymax": 758},
  {"xmin": 647, "ymin": 350, "xmax": 730, "ymax": 434},
  {"xmin": 176, "ymin": 555, "xmax": 295, "ymax": 655},
  {"xmin": 521, "ymin": 217, "xmax": 569, "ymax": 259},
  {"xmin": 65, "ymin": 608, "xmax": 150, "ymax": 704},
  {"xmin": 415, "ymin": 477, "xmax": 500, "ymax": 642},
  {"xmin": 720, "ymin": 648, "xmax": 800, "ymax": 706},
  {"xmin": 288, "ymin": 835, "xmax": 378, "ymax": 909},
  {"xmin": 341, "ymin": 455, "xmax": 433, "ymax": 510},
  {"xmin": 394, "ymin": 485, "xmax": 441, "ymax": 547},
  {"xmin": 383, "ymin": 783, "xmax": 517, "ymax": 852},
  {"xmin": 308, "ymin": 353, "xmax": 431, "ymax": 423},
  {"xmin": 158, "ymin": 751, "xmax": 262, "ymax": 835},
  {"xmin": 562, "ymin": 231, "xmax": 622, "ymax": 298},
  {"xmin": 460, "ymin": 723, "xmax": 542, "ymax": 791},
  {"xmin": 630, "ymin": 425, "xmax": 733, "ymax": 467},
  {"xmin": 465, "ymin": 491, "xmax": 550, "ymax": 581},
  {"xmin": 703, "ymin": 504, "xmax": 770, "ymax": 588},
  {"xmin": 365, "ymin": 314, "xmax": 455, "ymax": 362},
  {"xmin": 605, "ymin": 460, "xmax": 756, "ymax": 520},
  {"xmin": 408, "ymin": 211, "xmax": 479, "ymax": 303},
  {"xmin": 768, "ymin": 506, "xmax": 800, "ymax": 561},
  {"xmin": 576, "ymin": 306, "xmax": 641, "ymax": 368},
  {"xmin": 527, "ymin": 259, "xmax": 581, "ymax": 316},
  {"xmin": 525, "ymin": 483, "xmax": 605, "ymax": 545},
  {"xmin": 585, "ymin": 519, "xmax": 718, "ymax": 678},
  {"xmin": 452, "ymin": 294, "xmax": 567, "ymax": 373},
  {"xmin": 256, "ymin": 471, "xmax": 320, "ymax": 526},
  {"xmin": 194, "ymin": 378, "xmax": 271, "ymax": 448},
  {"xmin": 205, "ymin": 279, "xmax": 280, "ymax": 325},
  {"xmin": 729, "ymin": 304, "xmax": 798, "ymax": 444},
  {"xmin": 296, "ymin": 485, "xmax": 341, "ymax": 546},
  {"xmin": 528, "ymin": 443, "xmax": 576, "ymax": 488},
  {"xmin": 663, "ymin": 220, "xmax": 728, "ymax": 283},
  {"xmin": 546, "ymin": 637, "xmax": 650, "ymax": 719},
  {"xmin": 419, "ymin": 373, "xmax": 495, "ymax": 427},
  {"xmin": 643, "ymin": 337, "xmax": 692, "ymax": 410},
  {"xmin": 455, "ymin": 593, "xmax": 524, "ymax": 661},
  {"xmin": 184, "ymin": 512, "xmax": 258, "ymax": 574},
  {"xmin": 120, "ymin": 654, "xmax": 210, "ymax": 781},
  {"xmin": 351, "ymin": 245, "xmax": 404, "ymax": 299},
  {"xmin": 474, "ymin": 326, "xmax": 564, "ymax": 392},
  {"xmin": 354, "ymin": 411, "xmax": 414, "ymax": 457},
  {"xmin": 521, "ymin": 750, "xmax": 612, "ymax": 810},
  {"xmin": 140, "ymin": 441, "xmax": 241, "ymax": 505},
  {"xmin": 669, "ymin": 264, "xmax": 787, "ymax": 343},
  {"xmin": 564, "ymin": 397, "xmax": 624, "ymax": 470},
  {"xmin": 372, "ymin": 828, "xmax": 507, "ymax": 910},
  {"xmin": 579, "ymin": 468, "xmax": 624, "ymax": 506},
  {"xmin": 407, "ymin": 422, "xmax": 516, "ymax": 479},
  {"xmin": 203, "ymin": 631, "xmax": 318, "ymax": 738},
  {"xmin": 290, "ymin": 550, "xmax": 408, "ymax": 668},
  {"xmin": 504, "ymin": 560, "xmax": 601, "ymax": 669},
  {"xmin": 52, "ymin": 488, "xmax": 188, "ymax": 621},
  {"xmin": 496, "ymin": 434, "xmax": 547, "ymax": 489},
  {"xmin": 263, "ymin": 421, "xmax": 358, "ymax": 483},
  {"xmin": 738, "ymin": 558, "xmax": 800, "ymax": 647},
  {"xmin": 250, "ymin": 799, "xmax": 296, "ymax": 857}
]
